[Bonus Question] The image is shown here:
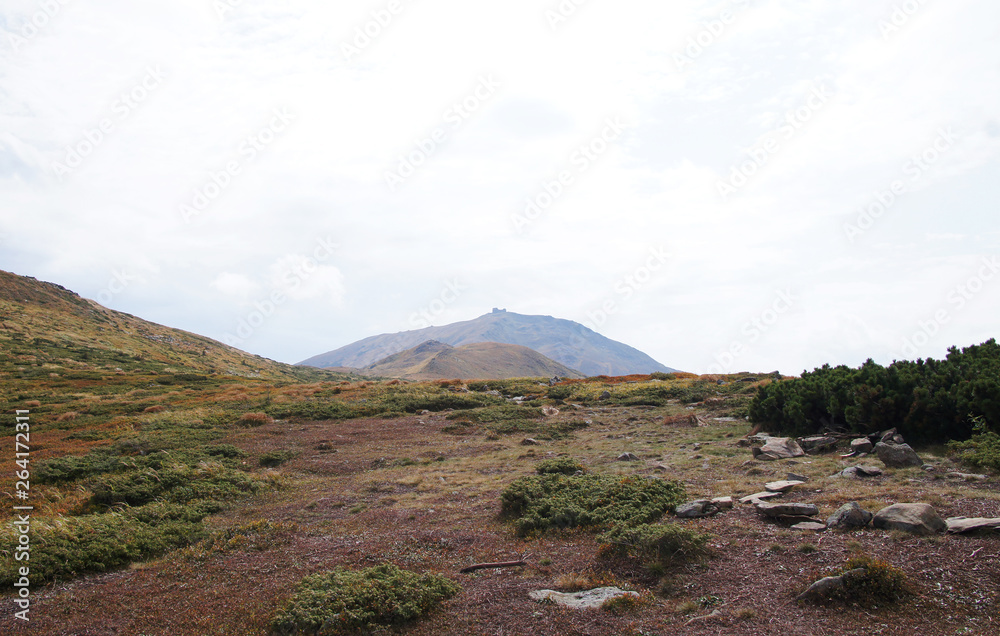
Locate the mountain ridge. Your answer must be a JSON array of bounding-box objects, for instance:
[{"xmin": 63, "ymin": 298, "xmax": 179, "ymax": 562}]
[{"xmin": 299, "ymin": 309, "xmax": 676, "ymax": 376}]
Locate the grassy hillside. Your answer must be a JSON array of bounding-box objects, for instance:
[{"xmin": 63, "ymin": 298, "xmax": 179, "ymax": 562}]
[{"xmin": 0, "ymin": 269, "xmax": 340, "ymax": 382}]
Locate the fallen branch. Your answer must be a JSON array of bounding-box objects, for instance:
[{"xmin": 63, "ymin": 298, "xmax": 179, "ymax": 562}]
[{"xmin": 460, "ymin": 560, "xmax": 527, "ymax": 574}]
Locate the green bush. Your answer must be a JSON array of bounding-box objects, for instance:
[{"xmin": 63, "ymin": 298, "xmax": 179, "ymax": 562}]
[
  {"xmin": 88, "ymin": 462, "xmax": 265, "ymax": 507},
  {"xmin": 535, "ymin": 457, "xmax": 585, "ymax": 475},
  {"xmin": 446, "ymin": 405, "xmax": 545, "ymax": 423},
  {"xmin": 270, "ymin": 563, "xmax": 460, "ymax": 635},
  {"xmin": 0, "ymin": 502, "xmax": 210, "ymax": 586},
  {"xmin": 749, "ymin": 340, "xmax": 1000, "ymax": 444},
  {"xmin": 500, "ymin": 474, "xmax": 686, "ymax": 537},
  {"xmin": 259, "ymin": 449, "xmax": 300, "ymax": 467},
  {"xmin": 949, "ymin": 430, "xmax": 1000, "ymax": 471},
  {"xmin": 597, "ymin": 523, "xmax": 711, "ymax": 567}
]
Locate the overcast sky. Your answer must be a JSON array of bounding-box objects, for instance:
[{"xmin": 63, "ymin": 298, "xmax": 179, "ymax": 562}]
[{"xmin": 1, "ymin": 0, "xmax": 998, "ymax": 375}]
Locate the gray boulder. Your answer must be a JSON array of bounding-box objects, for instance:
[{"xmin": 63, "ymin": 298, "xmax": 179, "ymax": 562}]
[
  {"xmin": 616, "ymin": 452, "xmax": 640, "ymax": 462},
  {"xmin": 529, "ymin": 587, "xmax": 638, "ymax": 609},
  {"xmin": 826, "ymin": 502, "xmax": 874, "ymax": 530},
  {"xmin": 797, "ymin": 568, "xmax": 867, "ymax": 602},
  {"xmin": 875, "ymin": 442, "xmax": 922, "ymax": 468},
  {"xmin": 833, "ymin": 465, "xmax": 883, "ymax": 479},
  {"xmin": 798, "ymin": 436, "xmax": 838, "ymax": 454},
  {"xmin": 850, "ymin": 438, "xmax": 874, "ymax": 454},
  {"xmin": 765, "ymin": 480, "xmax": 805, "ymax": 493},
  {"xmin": 873, "ymin": 503, "xmax": 946, "ymax": 535},
  {"xmin": 675, "ymin": 500, "xmax": 719, "ymax": 519},
  {"xmin": 752, "ymin": 437, "xmax": 806, "ymax": 461}
]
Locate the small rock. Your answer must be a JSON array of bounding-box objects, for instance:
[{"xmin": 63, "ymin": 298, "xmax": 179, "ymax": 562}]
[
  {"xmin": 944, "ymin": 517, "xmax": 1000, "ymax": 535},
  {"xmin": 946, "ymin": 472, "xmax": 988, "ymax": 482},
  {"xmin": 792, "ymin": 521, "xmax": 827, "ymax": 532},
  {"xmin": 765, "ymin": 480, "xmax": 805, "ymax": 493},
  {"xmin": 786, "ymin": 472, "xmax": 809, "ymax": 482},
  {"xmin": 529, "ymin": 587, "xmax": 638, "ymax": 610},
  {"xmin": 797, "ymin": 568, "xmax": 867, "ymax": 602},
  {"xmin": 616, "ymin": 452, "xmax": 640, "ymax": 462},
  {"xmin": 754, "ymin": 502, "xmax": 820, "ymax": 518},
  {"xmin": 873, "ymin": 503, "xmax": 946, "ymax": 535},
  {"xmin": 521, "ymin": 438, "xmax": 540, "ymax": 446},
  {"xmin": 850, "ymin": 438, "xmax": 874, "ymax": 454},
  {"xmin": 921, "ymin": 464, "xmax": 935, "ymax": 472},
  {"xmin": 879, "ymin": 428, "xmax": 899, "ymax": 443},
  {"xmin": 675, "ymin": 500, "xmax": 719, "ymax": 519},
  {"xmin": 711, "ymin": 496, "xmax": 735, "ymax": 510},
  {"xmin": 541, "ymin": 406, "xmax": 560, "ymax": 417},
  {"xmin": 739, "ymin": 491, "xmax": 783, "ymax": 504},
  {"xmin": 875, "ymin": 442, "xmax": 922, "ymax": 468},
  {"xmin": 599, "ymin": 391, "xmax": 612, "ymax": 400},
  {"xmin": 826, "ymin": 502, "xmax": 874, "ymax": 530}
]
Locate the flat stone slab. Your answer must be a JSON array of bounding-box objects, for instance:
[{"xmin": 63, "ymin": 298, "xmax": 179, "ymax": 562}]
[
  {"xmin": 792, "ymin": 521, "xmax": 827, "ymax": 532},
  {"xmin": 529, "ymin": 587, "xmax": 638, "ymax": 609},
  {"xmin": 945, "ymin": 517, "xmax": 1000, "ymax": 534},
  {"xmin": 755, "ymin": 502, "xmax": 820, "ymax": 518},
  {"xmin": 752, "ymin": 437, "xmax": 806, "ymax": 461},
  {"xmin": 739, "ymin": 491, "xmax": 783, "ymax": 504},
  {"xmin": 765, "ymin": 480, "xmax": 805, "ymax": 493},
  {"xmin": 946, "ymin": 472, "xmax": 988, "ymax": 482}
]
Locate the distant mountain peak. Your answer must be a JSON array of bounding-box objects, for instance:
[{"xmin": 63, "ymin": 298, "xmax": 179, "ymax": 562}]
[{"xmin": 300, "ymin": 311, "xmax": 675, "ymax": 376}]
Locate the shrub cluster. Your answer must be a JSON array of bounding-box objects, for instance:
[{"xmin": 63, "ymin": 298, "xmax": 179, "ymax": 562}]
[
  {"xmin": 596, "ymin": 522, "xmax": 711, "ymax": 568},
  {"xmin": 0, "ymin": 502, "xmax": 210, "ymax": 586},
  {"xmin": 535, "ymin": 457, "xmax": 585, "ymax": 475},
  {"xmin": 500, "ymin": 474, "xmax": 686, "ymax": 537},
  {"xmin": 270, "ymin": 563, "xmax": 460, "ymax": 635},
  {"xmin": 749, "ymin": 339, "xmax": 1000, "ymax": 443}
]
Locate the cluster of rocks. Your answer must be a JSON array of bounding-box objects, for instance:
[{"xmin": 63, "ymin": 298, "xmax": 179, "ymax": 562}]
[
  {"xmin": 745, "ymin": 428, "xmax": 927, "ymax": 471},
  {"xmin": 672, "ymin": 473, "xmax": 1000, "ymax": 536}
]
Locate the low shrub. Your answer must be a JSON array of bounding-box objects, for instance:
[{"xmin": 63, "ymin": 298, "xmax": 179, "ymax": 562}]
[
  {"xmin": 597, "ymin": 523, "xmax": 711, "ymax": 567},
  {"xmin": 270, "ymin": 563, "xmax": 460, "ymax": 635},
  {"xmin": 949, "ymin": 426, "xmax": 1000, "ymax": 471},
  {"xmin": 201, "ymin": 520, "xmax": 299, "ymax": 554},
  {"xmin": 0, "ymin": 502, "xmax": 210, "ymax": 586},
  {"xmin": 836, "ymin": 554, "xmax": 912, "ymax": 606},
  {"xmin": 259, "ymin": 450, "xmax": 300, "ymax": 467},
  {"xmin": 535, "ymin": 457, "xmax": 585, "ymax": 475},
  {"xmin": 500, "ymin": 474, "xmax": 686, "ymax": 537},
  {"xmin": 88, "ymin": 461, "xmax": 265, "ymax": 507}
]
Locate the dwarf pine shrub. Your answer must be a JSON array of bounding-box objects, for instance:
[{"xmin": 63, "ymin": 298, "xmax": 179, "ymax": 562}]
[{"xmin": 270, "ymin": 563, "xmax": 460, "ymax": 635}]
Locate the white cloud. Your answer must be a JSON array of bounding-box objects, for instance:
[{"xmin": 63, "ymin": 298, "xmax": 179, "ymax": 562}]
[{"xmin": 1, "ymin": 0, "xmax": 998, "ymax": 371}]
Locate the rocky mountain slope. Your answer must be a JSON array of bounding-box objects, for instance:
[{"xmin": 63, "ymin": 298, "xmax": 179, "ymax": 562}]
[{"xmin": 359, "ymin": 340, "xmax": 585, "ymax": 380}]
